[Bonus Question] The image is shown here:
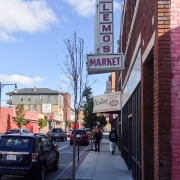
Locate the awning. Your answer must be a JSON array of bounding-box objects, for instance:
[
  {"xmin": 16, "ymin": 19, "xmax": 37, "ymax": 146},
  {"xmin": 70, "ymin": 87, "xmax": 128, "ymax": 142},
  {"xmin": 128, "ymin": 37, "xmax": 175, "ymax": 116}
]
[{"xmin": 93, "ymin": 91, "xmax": 121, "ymax": 113}]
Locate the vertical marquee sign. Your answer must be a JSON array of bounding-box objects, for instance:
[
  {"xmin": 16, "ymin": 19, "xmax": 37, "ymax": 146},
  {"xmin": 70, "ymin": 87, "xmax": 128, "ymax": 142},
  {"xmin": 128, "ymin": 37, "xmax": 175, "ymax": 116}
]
[
  {"xmin": 99, "ymin": 0, "xmax": 113, "ymax": 54},
  {"xmin": 87, "ymin": 0, "xmax": 124, "ymax": 75}
]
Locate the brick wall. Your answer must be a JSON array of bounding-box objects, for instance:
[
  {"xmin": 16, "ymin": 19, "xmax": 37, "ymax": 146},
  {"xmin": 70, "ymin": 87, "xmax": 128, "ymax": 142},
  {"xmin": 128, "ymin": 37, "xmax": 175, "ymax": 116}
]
[
  {"xmin": 121, "ymin": 0, "xmax": 157, "ymax": 178},
  {"xmin": 154, "ymin": 0, "xmax": 171, "ymax": 180},
  {"xmin": 170, "ymin": 0, "xmax": 180, "ymax": 179},
  {"xmin": 153, "ymin": 1, "xmax": 171, "ymax": 179},
  {"xmin": 120, "ymin": 0, "xmax": 173, "ymax": 179}
]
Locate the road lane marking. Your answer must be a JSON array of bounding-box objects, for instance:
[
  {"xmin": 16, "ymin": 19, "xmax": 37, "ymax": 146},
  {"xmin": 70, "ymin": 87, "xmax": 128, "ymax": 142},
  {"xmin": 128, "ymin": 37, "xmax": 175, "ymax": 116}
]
[{"xmin": 58, "ymin": 144, "xmax": 70, "ymax": 151}]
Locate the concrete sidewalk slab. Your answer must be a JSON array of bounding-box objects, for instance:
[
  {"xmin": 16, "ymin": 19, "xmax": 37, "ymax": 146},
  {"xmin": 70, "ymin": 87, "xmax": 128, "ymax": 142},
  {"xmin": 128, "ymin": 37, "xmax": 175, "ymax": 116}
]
[{"xmin": 75, "ymin": 140, "xmax": 133, "ymax": 180}]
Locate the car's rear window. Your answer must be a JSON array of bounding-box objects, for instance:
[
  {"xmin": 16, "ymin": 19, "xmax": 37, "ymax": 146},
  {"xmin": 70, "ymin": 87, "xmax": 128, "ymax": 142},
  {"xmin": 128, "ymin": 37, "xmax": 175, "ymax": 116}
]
[
  {"xmin": 0, "ymin": 137, "xmax": 34, "ymax": 151},
  {"xmin": 8, "ymin": 130, "xmax": 20, "ymax": 133},
  {"xmin": 72, "ymin": 130, "xmax": 86, "ymax": 135},
  {"xmin": 7, "ymin": 129, "xmax": 30, "ymax": 133},
  {"xmin": 52, "ymin": 129, "xmax": 62, "ymax": 133}
]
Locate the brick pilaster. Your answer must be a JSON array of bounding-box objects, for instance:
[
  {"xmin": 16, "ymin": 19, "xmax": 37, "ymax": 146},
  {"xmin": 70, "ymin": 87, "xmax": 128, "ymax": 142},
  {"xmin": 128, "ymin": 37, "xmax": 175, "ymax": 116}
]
[{"xmin": 154, "ymin": 1, "xmax": 171, "ymax": 180}]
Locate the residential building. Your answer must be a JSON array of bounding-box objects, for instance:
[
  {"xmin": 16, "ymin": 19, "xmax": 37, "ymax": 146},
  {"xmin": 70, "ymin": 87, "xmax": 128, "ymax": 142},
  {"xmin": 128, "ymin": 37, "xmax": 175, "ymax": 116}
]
[
  {"xmin": 78, "ymin": 109, "xmax": 84, "ymax": 129},
  {"xmin": 70, "ymin": 109, "xmax": 75, "ymax": 122},
  {"xmin": 6, "ymin": 86, "xmax": 71, "ymax": 131}
]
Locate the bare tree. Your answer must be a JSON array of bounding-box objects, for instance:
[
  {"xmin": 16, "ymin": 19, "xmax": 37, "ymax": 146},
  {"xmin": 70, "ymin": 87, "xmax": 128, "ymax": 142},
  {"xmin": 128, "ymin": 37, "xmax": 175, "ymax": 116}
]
[{"xmin": 58, "ymin": 32, "xmax": 91, "ymax": 180}]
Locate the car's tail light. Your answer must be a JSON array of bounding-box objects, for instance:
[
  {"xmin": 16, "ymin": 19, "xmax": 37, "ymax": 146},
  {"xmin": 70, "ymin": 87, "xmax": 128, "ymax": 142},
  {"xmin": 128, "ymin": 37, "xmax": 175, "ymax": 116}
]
[
  {"xmin": 32, "ymin": 153, "xmax": 38, "ymax": 162},
  {"xmin": 82, "ymin": 134, "xmax": 88, "ymax": 138},
  {"xmin": 70, "ymin": 134, "xmax": 74, "ymax": 139}
]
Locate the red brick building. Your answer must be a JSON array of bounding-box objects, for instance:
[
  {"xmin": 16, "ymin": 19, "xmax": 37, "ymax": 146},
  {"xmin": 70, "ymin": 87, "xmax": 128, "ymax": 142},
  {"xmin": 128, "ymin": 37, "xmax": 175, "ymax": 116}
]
[
  {"xmin": 62, "ymin": 93, "xmax": 71, "ymax": 121},
  {"xmin": 113, "ymin": 0, "xmax": 180, "ymax": 180}
]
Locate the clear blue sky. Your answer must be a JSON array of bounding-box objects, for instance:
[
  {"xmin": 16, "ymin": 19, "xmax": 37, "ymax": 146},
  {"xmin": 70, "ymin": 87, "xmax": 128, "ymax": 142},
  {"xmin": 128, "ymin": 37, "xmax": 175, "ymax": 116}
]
[{"xmin": 0, "ymin": 0, "xmax": 122, "ymax": 107}]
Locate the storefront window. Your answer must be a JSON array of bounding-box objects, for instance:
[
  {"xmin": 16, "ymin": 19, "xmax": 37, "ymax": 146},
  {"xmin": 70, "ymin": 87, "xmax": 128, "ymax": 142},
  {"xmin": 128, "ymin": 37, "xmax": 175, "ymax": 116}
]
[{"xmin": 122, "ymin": 49, "xmax": 141, "ymax": 107}]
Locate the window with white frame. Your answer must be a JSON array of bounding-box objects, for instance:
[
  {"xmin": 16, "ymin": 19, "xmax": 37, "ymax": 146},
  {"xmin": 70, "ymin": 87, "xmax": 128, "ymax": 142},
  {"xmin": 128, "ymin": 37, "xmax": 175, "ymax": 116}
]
[
  {"xmin": 33, "ymin": 105, "xmax": 37, "ymax": 112},
  {"xmin": 40, "ymin": 95, "xmax": 44, "ymax": 100},
  {"xmin": 20, "ymin": 96, "xmax": 23, "ymax": 101},
  {"xmin": 39, "ymin": 105, "xmax": 42, "ymax": 112}
]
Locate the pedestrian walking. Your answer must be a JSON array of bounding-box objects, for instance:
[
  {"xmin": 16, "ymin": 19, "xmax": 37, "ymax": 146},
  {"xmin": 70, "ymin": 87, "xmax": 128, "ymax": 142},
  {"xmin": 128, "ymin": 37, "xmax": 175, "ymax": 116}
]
[
  {"xmin": 109, "ymin": 128, "xmax": 118, "ymax": 155},
  {"xmin": 94, "ymin": 128, "xmax": 102, "ymax": 152}
]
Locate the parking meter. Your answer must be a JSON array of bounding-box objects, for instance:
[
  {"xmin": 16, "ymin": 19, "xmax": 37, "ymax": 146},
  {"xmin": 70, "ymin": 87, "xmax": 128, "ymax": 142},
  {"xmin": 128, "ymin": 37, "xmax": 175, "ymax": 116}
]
[{"xmin": 76, "ymin": 134, "xmax": 81, "ymax": 144}]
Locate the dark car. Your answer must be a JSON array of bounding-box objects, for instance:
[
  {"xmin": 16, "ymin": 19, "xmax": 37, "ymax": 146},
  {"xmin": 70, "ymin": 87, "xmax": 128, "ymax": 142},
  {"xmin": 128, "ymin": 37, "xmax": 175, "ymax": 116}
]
[
  {"xmin": 4, "ymin": 128, "xmax": 31, "ymax": 134},
  {"xmin": 46, "ymin": 128, "xmax": 67, "ymax": 141},
  {"xmin": 70, "ymin": 129, "xmax": 89, "ymax": 146},
  {"xmin": 0, "ymin": 133, "xmax": 59, "ymax": 180}
]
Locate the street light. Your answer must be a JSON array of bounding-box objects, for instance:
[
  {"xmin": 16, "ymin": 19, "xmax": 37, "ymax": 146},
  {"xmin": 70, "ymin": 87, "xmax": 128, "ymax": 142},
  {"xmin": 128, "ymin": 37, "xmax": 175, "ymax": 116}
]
[{"xmin": 0, "ymin": 82, "xmax": 18, "ymax": 107}]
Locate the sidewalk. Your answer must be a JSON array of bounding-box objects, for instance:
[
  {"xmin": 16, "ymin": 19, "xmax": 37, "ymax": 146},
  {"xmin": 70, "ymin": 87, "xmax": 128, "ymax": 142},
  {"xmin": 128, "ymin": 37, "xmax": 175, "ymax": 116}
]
[{"xmin": 58, "ymin": 139, "xmax": 133, "ymax": 180}]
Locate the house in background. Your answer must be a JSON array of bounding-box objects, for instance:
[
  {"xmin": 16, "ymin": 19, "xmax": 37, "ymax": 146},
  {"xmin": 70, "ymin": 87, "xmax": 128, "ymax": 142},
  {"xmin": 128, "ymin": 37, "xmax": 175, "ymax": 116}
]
[
  {"xmin": 0, "ymin": 107, "xmax": 38, "ymax": 133},
  {"xmin": 6, "ymin": 86, "xmax": 71, "ymax": 131}
]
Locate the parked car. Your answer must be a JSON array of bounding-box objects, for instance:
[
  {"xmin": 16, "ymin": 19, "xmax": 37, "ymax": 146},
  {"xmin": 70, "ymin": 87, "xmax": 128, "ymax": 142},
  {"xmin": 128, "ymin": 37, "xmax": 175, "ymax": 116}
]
[
  {"xmin": 4, "ymin": 128, "xmax": 31, "ymax": 134},
  {"xmin": 70, "ymin": 129, "xmax": 89, "ymax": 146},
  {"xmin": 46, "ymin": 128, "xmax": 67, "ymax": 141},
  {"xmin": 0, "ymin": 132, "xmax": 59, "ymax": 180}
]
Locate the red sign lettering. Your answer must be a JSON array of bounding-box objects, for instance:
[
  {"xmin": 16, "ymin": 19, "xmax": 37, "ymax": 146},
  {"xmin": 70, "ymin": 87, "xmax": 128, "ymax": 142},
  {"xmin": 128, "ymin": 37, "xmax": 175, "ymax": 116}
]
[
  {"xmin": 103, "ymin": 4, "xmax": 109, "ymax": 11},
  {"xmin": 97, "ymin": 58, "xmax": 101, "ymax": 66},
  {"xmin": 107, "ymin": 58, "xmax": 112, "ymax": 65},
  {"xmin": 90, "ymin": 59, "xmax": 96, "ymax": 66},
  {"xmin": 103, "ymin": 46, "xmax": 110, "ymax": 52},
  {"xmin": 89, "ymin": 57, "xmax": 121, "ymax": 67},
  {"xmin": 102, "ymin": 58, "xmax": 106, "ymax": 66},
  {"xmin": 102, "ymin": 24, "xmax": 112, "ymax": 32},
  {"xmin": 103, "ymin": 35, "xmax": 110, "ymax": 42},
  {"xmin": 103, "ymin": 14, "xmax": 109, "ymax": 21},
  {"xmin": 113, "ymin": 58, "xmax": 116, "ymax": 65}
]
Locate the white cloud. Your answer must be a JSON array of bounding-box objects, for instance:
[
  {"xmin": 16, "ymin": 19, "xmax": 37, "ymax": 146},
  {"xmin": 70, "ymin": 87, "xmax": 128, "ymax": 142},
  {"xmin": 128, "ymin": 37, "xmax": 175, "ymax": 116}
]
[
  {"xmin": 64, "ymin": 0, "xmax": 121, "ymax": 17},
  {"xmin": 0, "ymin": 74, "xmax": 43, "ymax": 85},
  {"xmin": 114, "ymin": 1, "xmax": 121, "ymax": 11},
  {"xmin": 0, "ymin": 31, "xmax": 16, "ymax": 42},
  {"xmin": 64, "ymin": 0, "xmax": 96, "ymax": 17},
  {"xmin": 0, "ymin": 0, "xmax": 58, "ymax": 42}
]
